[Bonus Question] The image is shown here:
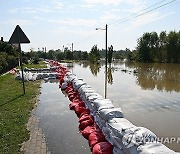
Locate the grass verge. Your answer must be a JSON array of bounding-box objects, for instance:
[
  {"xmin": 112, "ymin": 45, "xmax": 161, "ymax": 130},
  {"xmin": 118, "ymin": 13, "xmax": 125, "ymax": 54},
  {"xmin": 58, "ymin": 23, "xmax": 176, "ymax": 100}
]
[{"xmin": 0, "ymin": 63, "xmax": 45, "ymax": 153}]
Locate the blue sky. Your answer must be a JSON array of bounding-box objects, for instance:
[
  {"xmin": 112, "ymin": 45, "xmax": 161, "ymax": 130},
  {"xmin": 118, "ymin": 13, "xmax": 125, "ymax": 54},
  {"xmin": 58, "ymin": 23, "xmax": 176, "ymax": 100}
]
[{"xmin": 0, "ymin": 0, "xmax": 179, "ymax": 52}]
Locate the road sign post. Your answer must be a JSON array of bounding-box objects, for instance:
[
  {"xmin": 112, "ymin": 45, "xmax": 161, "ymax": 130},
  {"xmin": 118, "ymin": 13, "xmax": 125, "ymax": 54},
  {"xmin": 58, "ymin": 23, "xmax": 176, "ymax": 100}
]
[{"xmin": 9, "ymin": 25, "xmax": 30, "ymax": 95}]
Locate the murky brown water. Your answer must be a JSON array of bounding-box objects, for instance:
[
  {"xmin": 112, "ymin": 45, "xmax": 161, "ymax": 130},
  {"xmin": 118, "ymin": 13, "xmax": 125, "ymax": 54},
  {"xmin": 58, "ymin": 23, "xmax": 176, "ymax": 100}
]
[{"xmin": 36, "ymin": 61, "xmax": 180, "ymax": 153}]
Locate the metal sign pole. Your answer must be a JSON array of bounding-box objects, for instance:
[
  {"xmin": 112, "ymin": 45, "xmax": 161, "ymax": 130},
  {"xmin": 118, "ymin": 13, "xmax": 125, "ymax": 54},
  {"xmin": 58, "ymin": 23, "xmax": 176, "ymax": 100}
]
[
  {"xmin": 9, "ymin": 25, "xmax": 30, "ymax": 95},
  {"xmin": 18, "ymin": 36, "xmax": 26, "ymax": 95}
]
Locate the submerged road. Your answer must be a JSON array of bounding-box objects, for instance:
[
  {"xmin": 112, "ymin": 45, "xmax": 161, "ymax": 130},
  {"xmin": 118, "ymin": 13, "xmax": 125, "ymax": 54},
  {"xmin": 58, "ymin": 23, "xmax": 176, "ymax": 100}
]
[{"xmin": 35, "ymin": 80, "xmax": 91, "ymax": 154}]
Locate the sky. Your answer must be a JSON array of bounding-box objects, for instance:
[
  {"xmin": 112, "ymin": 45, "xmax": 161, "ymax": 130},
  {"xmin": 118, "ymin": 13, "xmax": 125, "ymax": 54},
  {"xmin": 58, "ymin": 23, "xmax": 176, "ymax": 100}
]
[{"xmin": 0, "ymin": 0, "xmax": 180, "ymax": 52}]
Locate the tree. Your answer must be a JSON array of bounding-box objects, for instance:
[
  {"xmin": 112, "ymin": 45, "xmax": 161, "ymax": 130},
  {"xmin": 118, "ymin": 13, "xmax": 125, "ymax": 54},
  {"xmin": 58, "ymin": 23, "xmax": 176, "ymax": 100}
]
[
  {"xmin": 137, "ymin": 32, "xmax": 152, "ymax": 62},
  {"xmin": 82, "ymin": 51, "xmax": 88, "ymax": 60},
  {"xmin": 0, "ymin": 42, "xmax": 19, "ymax": 74},
  {"xmin": 158, "ymin": 31, "xmax": 167, "ymax": 62},
  {"xmin": 166, "ymin": 31, "xmax": 179, "ymax": 63},
  {"xmin": 89, "ymin": 45, "xmax": 100, "ymax": 63}
]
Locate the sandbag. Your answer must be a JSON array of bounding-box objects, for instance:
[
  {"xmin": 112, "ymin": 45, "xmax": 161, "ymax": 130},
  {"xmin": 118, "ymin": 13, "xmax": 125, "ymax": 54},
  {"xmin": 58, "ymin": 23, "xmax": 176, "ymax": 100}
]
[
  {"xmin": 79, "ymin": 109, "xmax": 90, "ymax": 118},
  {"xmin": 61, "ymin": 82, "xmax": 68, "ymax": 90},
  {"xmin": 97, "ymin": 108, "xmax": 124, "ymax": 121},
  {"xmin": 92, "ymin": 99, "xmax": 114, "ymax": 111},
  {"xmin": 137, "ymin": 142, "xmax": 176, "ymax": 154},
  {"xmin": 88, "ymin": 131, "xmax": 106, "ymax": 148},
  {"xmin": 81, "ymin": 126, "xmax": 100, "ymax": 139},
  {"xmin": 74, "ymin": 106, "xmax": 87, "ymax": 116},
  {"xmin": 113, "ymin": 146, "xmax": 124, "ymax": 154},
  {"xmin": 69, "ymin": 101, "xmax": 85, "ymax": 110},
  {"xmin": 73, "ymin": 79, "xmax": 87, "ymax": 90},
  {"xmin": 79, "ymin": 119, "xmax": 94, "ymax": 130},
  {"xmin": 106, "ymin": 118, "xmax": 136, "ymax": 138},
  {"xmin": 122, "ymin": 127, "xmax": 157, "ymax": 148},
  {"xmin": 92, "ymin": 142, "xmax": 113, "ymax": 154},
  {"xmin": 79, "ymin": 114, "xmax": 94, "ymax": 123}
]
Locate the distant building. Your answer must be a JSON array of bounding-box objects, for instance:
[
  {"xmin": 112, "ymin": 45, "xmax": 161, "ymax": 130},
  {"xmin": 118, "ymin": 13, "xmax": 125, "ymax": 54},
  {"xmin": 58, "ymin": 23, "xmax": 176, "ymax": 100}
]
[{"xmin": 0, "ymin": 37, "xmax": 4, "ymax": 43}]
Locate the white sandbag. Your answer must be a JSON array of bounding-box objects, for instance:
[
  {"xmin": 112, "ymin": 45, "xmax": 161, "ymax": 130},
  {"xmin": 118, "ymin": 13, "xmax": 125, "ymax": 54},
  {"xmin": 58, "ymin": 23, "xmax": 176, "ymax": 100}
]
[
  {"xmin": 107, "ymin": 118, "xmax": 136, "ymax": 138},
  {"xmin": 137, "ymin": 142, "xmax": 176, "ymax": 154},
  {"xmin": 123, "ymin": 145, "xmax": 138, "ymax": 154},
  {"xmin": 78, "ymin": 85, "xmax": 92, "ymax": 94},
  {"xmin": 93, "ymin": 108, "xmax": 124, "ymax": 130},
  {"xmin": 61, "ymin": 82, "xmax": 68, "ymax": 90},
  {"xmin": 92, "ymin": 99, "xmax": 114, "ymax": 111},
  {"xmin": 19, "ymin": 71, "xmax": 28, "ymax": 81},
  {"xmin": 80, "ymin": 89, "xmax": 95, "ymax": 96},
  {"xmin": 113, "ymin": 146, "xmax": 124, "ymax": 154},
  {"xmin": 67, "ymin": 74, "xmax": 77, "ymax": 82},
  {"xmin": 81, "ymin": 92, "xmax": 101, "ymax": 104},
  {"xmin": 122, "ymin": 127, "xmax": 157, "ymax": 148},
  {"xmin": 72, "ymin": 79, "xmax": 87, "ymax": 90},
  {"xmin": 85, "ymin": 98, "xmax": 104, "ymax": 113},
  {"xmin": 87, "ymin": 94, "xmax": 103, "ymax": 102},
  {"xmin": 107, "ymin": 126, "xmax": 138, "ymax": 153},
  {"xmin": 32, "ymin": 73, "xmax": 37, "ymax": 81},
  {"xmin": 27, "ymin": 72, "xmax": 33, "ymax": 81},
  {"xmin": 98, "ymin": 108, "xmax": 124, "ymax": 121}
]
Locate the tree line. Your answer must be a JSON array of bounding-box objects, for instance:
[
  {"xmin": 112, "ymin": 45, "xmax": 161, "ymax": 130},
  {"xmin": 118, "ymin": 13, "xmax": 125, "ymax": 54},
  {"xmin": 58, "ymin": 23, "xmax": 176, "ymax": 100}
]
[
  {"xmin": 0, "ymin": 42, "xmax": 19, "ymax": 75},
  {"xmin": 127, "ymin": 30, "xmax": 180, "ymax": 63},
  {"xmin": 23, "ymin": 46, "xmax": 127, "ymax": 63}
]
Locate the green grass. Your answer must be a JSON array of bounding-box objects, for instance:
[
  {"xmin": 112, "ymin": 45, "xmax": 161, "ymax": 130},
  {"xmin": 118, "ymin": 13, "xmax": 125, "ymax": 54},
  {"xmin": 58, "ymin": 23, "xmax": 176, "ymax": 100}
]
[
  {"xmin": 24, "ymin": 61, "xmax": 47, "ymax": 68},
  {"xmin": 17, "ymin": 61, "xmax": 47, "ymax": 69},
  {"xmin": 0, "ymin": 64, "xmax": 43, "ymax": 153}
]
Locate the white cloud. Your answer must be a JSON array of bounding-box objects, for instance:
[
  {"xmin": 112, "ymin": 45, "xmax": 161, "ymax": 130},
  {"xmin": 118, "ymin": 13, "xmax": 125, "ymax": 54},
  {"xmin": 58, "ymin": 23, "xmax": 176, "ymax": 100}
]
[
  {"xmin": 125, "ymin": 0, "xmax": 146, "ymax": 13},
  {"xmin": 8, "ymin": 6, "xmax": 56, "ymax": 14},
  {"xmin": 49, "ymin": 18, "xmax": 98, "ymax": 27},
  {"xmin": 83, "ymin": 0, "xmax": 123, "ymax": 6},
  {"xmin": 2, "ymin": 19, "xmax": 35, "ymax": 26},
  {"xmin": 99, "ymin": 11, "xmax": 119, "ymax": 24},
  {"xmin": 9, "ymin": 8, "xmax": 19, "ymax": 14},
  {"xmin": 54, "ymin": 0, "xmax": 64, "ymax": 9}
]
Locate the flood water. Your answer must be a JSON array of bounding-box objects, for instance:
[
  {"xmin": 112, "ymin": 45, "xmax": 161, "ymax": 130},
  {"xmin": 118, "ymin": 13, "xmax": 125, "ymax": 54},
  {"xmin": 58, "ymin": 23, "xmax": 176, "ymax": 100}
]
[
  {"xmin": 35, "ymin": 80, "xmax": 91, "ymax": 154},
  {"xmin": 35, "ymin": 61, "xmax": 180, "ymax": 153},
  {"xmin": 70, "ymin": 61, "xmax": 180, "ymax": 152}
]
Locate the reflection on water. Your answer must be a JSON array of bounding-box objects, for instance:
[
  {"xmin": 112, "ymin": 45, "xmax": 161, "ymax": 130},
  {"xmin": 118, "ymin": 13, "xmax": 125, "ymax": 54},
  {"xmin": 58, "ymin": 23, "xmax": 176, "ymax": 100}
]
[
  {"xmin": 107, "ymin": 66, "xmax": 114, "ymax": 85},
  {"xmin": 125, "ymin": 62, "xmax": 180, "ymax": 92},
  {"xmin": 89, "ymin": 63, "xmax": 101, "ymax": 76},
  {"xmin": 80, "ymin": 61, "xmax": 180, "ymax": 92}
]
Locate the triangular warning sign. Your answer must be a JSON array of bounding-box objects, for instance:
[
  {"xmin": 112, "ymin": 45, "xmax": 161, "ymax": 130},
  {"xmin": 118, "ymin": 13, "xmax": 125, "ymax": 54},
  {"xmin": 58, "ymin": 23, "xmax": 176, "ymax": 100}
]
[{"xmin": 9, "ymin": 25, "xmax": 30, "ymax": 44}]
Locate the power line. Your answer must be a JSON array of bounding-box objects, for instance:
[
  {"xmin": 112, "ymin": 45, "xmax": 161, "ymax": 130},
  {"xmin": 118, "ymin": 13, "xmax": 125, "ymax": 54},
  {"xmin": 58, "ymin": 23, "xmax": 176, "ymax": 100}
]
[
  {"xmin": 109, "ymin": 0, "xmax": 170, "ymax": 26},
  {"xmin": 110, "ymin": 0, "xmax": 176, "ymax": 28}
]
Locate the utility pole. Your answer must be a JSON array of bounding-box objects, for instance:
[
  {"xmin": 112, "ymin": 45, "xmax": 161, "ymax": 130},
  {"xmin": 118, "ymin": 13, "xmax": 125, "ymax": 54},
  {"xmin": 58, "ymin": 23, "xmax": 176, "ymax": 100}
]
[
  {"xmin": 72, "ymin": 43, "xmax": 73, "ymax": 52},
  {"xmin": 105, "ymin": 24, "xmax": 108, "ymax": 99},
  {"xmin": 96, "ymin": 24, "xmax": 108, "ymax": 99}
]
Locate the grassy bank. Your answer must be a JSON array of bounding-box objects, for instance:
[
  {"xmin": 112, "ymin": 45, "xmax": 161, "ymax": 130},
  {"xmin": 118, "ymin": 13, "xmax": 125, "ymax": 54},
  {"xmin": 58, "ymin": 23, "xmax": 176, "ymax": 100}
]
[{"xmin": 0, "ymin": 63, "xmax": 45, "ymax": 153}]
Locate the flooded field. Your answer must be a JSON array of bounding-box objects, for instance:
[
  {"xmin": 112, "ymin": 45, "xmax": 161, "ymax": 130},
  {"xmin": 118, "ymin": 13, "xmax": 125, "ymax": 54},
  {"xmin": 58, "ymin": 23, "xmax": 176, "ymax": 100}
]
[{"xmin": 36, "ymin": 61, "xmax": 180, "ymax": 153}]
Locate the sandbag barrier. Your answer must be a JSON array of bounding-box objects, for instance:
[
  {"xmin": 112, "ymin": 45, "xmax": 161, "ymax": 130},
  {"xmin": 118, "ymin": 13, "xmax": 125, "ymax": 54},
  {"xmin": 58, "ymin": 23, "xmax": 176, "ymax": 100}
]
[{"xmin": 49, "ymin": 60, "xmax": 178, "ymax": 154}]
